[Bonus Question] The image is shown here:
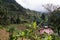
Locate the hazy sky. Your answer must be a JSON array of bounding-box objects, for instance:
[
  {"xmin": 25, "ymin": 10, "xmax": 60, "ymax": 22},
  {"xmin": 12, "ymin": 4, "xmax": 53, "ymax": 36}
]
[{"xmin": 15, "ymin": 0, "xmax": 60, "ymax": 12}]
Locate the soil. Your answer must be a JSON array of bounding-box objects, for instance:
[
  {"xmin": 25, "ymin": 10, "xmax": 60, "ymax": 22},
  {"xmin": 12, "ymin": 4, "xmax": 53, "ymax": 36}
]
[
  {"xmin": 17, "ymin": 24, "xmax": 26, "ymax": 30},
  {"xmin": 0, "ymin": 28, "xmax": 9, "ymax": 40}
]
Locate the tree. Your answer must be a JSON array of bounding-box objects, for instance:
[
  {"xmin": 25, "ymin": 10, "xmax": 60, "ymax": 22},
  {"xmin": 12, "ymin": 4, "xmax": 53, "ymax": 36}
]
[
  {"xmin": 41, "ymin": 13, "xmax": 45, "ymax": 20},
  {"xmin": 49, "ymin": 9, "xmax": 60, "ymax": 35},
  {"xmin": 43, "ymin": 4, "xmax": 60, "ymax": 35},
  {"xmin": 42, "ymin": 4, "xmax": 59, "ymax": 13}
]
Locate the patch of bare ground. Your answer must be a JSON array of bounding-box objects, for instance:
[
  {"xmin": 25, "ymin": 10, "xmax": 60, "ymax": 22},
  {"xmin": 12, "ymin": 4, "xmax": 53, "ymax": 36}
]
[
  {"xmin": 17, "ymin": 24, "xmax": 26, "ymax": 30},
  {"xmin": 0, "ymin": 28, "xmax": 9, "ymax": 40}
]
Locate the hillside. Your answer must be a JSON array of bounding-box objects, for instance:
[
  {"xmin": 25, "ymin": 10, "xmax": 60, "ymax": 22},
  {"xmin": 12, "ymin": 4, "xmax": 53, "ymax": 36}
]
[
  {"xmin": 0, "ymin": 0, "xmax": 43, "ymax": 25},
  {"xmin": 0, "ymin": 0, "xmax": 26, "ymax": 16}
]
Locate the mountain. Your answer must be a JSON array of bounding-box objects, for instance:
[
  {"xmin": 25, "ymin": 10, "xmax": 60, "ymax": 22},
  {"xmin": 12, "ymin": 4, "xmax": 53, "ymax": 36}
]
[
  {"xmin": 0, "ymin": 0, "xmax": 42, "ymax": 20},
  {"xmin": 0, "ymin": 0, "xmax": 26, "ymax": 16}
]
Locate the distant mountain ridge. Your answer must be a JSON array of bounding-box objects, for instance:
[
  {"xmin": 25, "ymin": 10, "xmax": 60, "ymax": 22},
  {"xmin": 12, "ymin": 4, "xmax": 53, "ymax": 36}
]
[
  {"xmin": 0, "ymin": 0, "xmax": 41, "ymax": 17},
  {"xmin": 0, "ymin": 0, "xmax": 42, "ymax": 25},
  {"xmin": 0, "ymin": 0, "xmax": 26, "ymax": 15}
]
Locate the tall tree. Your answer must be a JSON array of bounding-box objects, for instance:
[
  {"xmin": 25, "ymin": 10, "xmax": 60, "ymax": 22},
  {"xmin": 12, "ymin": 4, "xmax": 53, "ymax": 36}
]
[
  {"xmin": 49, "ymin": 8, "xmax": 60, "ymax": 35},
  {"xmin": 42, "ymin": 4, "xmax": 59, "ymax": 13},
  {"xmin": 43, "ymin": 4, "xmax": 60, "ymax": 35}
]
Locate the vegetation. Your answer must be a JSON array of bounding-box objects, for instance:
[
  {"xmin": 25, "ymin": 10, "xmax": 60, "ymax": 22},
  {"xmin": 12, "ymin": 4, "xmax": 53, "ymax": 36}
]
[
  {"xmin": 49, "ymin": 9, "xmax": 60, "ymax": 35},
  {"xmin": 0, "ymin": 0, "xmax": 60, "ymax": 40}
]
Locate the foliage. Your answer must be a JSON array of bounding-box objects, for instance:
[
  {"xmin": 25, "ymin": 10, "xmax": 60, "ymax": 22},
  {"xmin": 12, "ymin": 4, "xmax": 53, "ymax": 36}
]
[
  {"xmin": 0, "ymin": 0, "xmax": 60, "ymax": 40},
  {"xmin": 49, "ymin": 10, "xmax": 60, "ymax": 26},
  {"xmin": 32, "ymin": 21, "xmax": 37, "ymax": 29},
  {"xmin": 49, "ymin": 9, "xmax": 60, "ymax": 35}
]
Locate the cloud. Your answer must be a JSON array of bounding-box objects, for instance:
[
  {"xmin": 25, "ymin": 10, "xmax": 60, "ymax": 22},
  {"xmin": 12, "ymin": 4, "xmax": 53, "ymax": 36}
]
[{"xmin": 15, "ymin": 0, "xmax": 60, "ymax": 12}]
